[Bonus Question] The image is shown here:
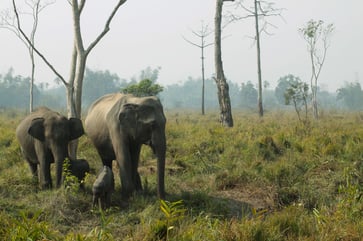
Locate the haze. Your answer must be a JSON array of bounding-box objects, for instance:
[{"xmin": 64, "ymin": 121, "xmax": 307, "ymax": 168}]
[{"xmin": 0, "ymin": 0, "xmax": 362, "ymax": 92}]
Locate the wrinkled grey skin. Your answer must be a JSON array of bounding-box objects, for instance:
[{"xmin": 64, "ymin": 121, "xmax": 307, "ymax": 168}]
[
  {"xmin": 92, "ymin": 166, "xmax": 114, "ymax": 209},
  {"xmin": 16, "ymin": 107, "xmax": 84, "ymax": 189},
  {"xmin": 66, "ymin": 159, "xmax": 90, "ymax": 190},
  {"xmin": 85, "ymin": 93, "xmax": 166, "ymax": 199}
]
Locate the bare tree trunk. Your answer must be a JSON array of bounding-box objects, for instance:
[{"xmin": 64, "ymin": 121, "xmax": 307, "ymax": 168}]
[
  {"xmin": 29, "ymin": 49, "xmax": 35, "ymax": 113},
  {"xmin": 214, "ymin": 0, "xmax": 233, "ymax": 127},
  {"xmin": 74, "ymin": 55, "xmax": 87, "ymax": 118},
  {"xmin": 183, "ymin": 22, "xmax": 213, "ymax": 115},
  {"xmin": 254, "ymin": 0, "xmax": 263, "ymax": 117},
  {"xmin": 310, "ymin": 50, "xmax": 318, "ymax": 119},
  {"xmin": 201, "ymin": 43, "xmax": 205, "ymax": 115}
]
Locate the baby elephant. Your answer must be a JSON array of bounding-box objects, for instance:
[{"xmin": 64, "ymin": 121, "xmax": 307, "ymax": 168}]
[
  {"xmin": 66, "ymin": 159, "xmax": 90, "ymax": 190},
  {"xmin": 92, "ymin": 166, "xmax": 114, "ymax": 209}
]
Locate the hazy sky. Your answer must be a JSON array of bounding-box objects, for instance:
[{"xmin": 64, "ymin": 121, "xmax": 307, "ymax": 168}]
[{"xmin": 1, "ymin": 0, "xmax": 362, "ymax": 92}]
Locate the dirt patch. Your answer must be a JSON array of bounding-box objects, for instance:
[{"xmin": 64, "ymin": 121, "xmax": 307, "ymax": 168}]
[{"xmin": 215, "ymin": 183, "xmax": 277, "ymax": 211}]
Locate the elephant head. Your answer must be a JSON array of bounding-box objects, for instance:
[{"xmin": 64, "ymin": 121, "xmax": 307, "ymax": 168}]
[
  {"xmin": 28, "ymin": 115, "xmax": 84, "ymax": 188},
  {"xmin": 119, "ymin": 99, "xmax": 166, "ymax": 198}
]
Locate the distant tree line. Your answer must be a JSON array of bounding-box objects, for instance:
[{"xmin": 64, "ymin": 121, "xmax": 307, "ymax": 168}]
[{"xmin": 0, "ymin": 67, "xmax": 361, "ymax": 112}]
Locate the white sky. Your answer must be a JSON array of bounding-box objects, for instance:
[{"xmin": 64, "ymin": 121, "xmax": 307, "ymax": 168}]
[{"xmin": 0, "ymin": 0, "xmax": 362, "ymax": 92}]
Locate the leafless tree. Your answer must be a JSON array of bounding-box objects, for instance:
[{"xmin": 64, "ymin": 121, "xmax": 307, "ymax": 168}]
[
  {"xmin": 299, "ymin": 19, "xmax": 334, "ymax": 120},
  {"xmin": 183, "ymin": 22, "xmax": 213, "ymax": 115},
  {"xmin": 11, "ymin": 0, "xmax": 127, "ymax": 158},
  {"xmin": 0, "ymin": 0, "xmax": 54, "ymax": 112},
  {"xmin": 214, "ymin": 0, "xmax": 234, "ymax": 127},
  {"xmin": 227, "ymin": 0, "xmax": 283, "ymax": 117}
]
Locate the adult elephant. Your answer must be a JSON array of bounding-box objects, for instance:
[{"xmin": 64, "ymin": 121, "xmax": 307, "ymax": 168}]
[
  {"xmin": 16, "ymin": 107, "xmax": 84, "ymax": 189},
  {"xmin": 85, "ymin": 93, "xmax": 166, "ymax": 199}
]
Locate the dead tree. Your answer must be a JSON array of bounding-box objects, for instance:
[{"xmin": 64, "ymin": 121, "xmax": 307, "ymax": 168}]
[
  {"xmin": 0, "ymin": 0, "xmax": 54, "ymax": 112},
  {"xmin": 228, "ymin": 0, "xmax": 283, "ymax": 117},
  {"xmin": 12, "ymin": 0, "xmax": 127, "ymax": 158},
  {"xmin": 214, "ymin": 0, "xmax": 234, "ymax": 127},
  {"xmin": 183, "ymin": 22, "xmax": 213, "ymax": 115}
]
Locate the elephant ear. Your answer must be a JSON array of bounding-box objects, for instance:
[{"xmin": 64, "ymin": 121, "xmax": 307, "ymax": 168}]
[
  {"xmin": 119, "ymin": 103, "xmax": 138, "ymax": 126},
  {"xmin": 137, "ymin": 105, "xmax": 156, "ymax": 125},
  {"xmin": 28, "ymin": 118, "xmax": 45, "ymax": 141},
  {"xmin": 69, "ymin": 118, "xmax": 85, "ymax": 140}
]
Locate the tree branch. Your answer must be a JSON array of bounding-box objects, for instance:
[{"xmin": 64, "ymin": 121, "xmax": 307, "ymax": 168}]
[
  {"xmin": 182, "ymin": 35, "xmax": 203, "ymax": 48},
  {"xmin": 11, "ymin": 0, "xmax": 67, "ymax": 86},
  {"xmin": 85, "ymin": 0, "xmax": 127, "ymax": 56}
]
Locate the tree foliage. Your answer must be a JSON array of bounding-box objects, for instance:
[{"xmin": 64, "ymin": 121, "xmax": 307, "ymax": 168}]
[
  {"xmin": 275, "ymin": 74, "xmax": 302, "ymax": 105},
  {"xmin": 337, "ymin": 82, "xmax": 363, "ymax": 110},
  {"xmin": 121, "ymin": 79, "xmax": 164, "ymax": 97},
  {"xmin": 284, "ymin": 78, "xmax": 309, "ymax": 123},
  {"xmin": 0, "ymin": 68, "xmax": 65, "ymax": 109},
  {"xmin": 82, "ymin": 68, "xmax": 126, "ymax": 107},
  {"xmin": 121, "ymin": 66, "xmax": 164, "ymax": 97},
  {"xmin": 240, "ymin": 81, "xmax": 257, "ymax": 109}
]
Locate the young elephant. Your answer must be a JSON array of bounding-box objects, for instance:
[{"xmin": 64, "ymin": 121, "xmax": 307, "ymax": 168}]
[
  {"xmin": 16, "ymin": 107, "xmax": 84, "ymax": 189},
  {"xmin": 92, "ymin": 166, "xmax": 114, "ymax": 209},
  {"xmin": 65, "ymin": 159, "xmax": 90, "ymax": 190}
]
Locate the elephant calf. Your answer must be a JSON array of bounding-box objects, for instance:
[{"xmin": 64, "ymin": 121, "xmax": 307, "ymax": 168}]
[
  {"xmin": 65, "ymin": 159, "xmax": 90, "ymax": 190},
  {"xmin": 92, "ymin": 166, "xmax": 114, "ymax": 209}
]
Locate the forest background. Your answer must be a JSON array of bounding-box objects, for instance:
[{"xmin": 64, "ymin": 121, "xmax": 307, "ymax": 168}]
[{"xmin": 1, "ymin": 66, "xmax": 362, "ymax": 112}]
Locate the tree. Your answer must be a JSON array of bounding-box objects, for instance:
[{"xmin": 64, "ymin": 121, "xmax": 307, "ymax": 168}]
[
  {"xmin": 284, "ymin": 79, "xmax": 309, "ymax": 124},
  {"xmin": 214, "ymin": 0, "xmax": 234, "ymax": 127},
  {"xmin": 1, "ymin": 0, "xmax": 54, "ymax": 112},
  {"xmin": 131, "ymin": 66, "xmax": 161, "ymax": 83},
  {"xmin": 275, "ymin": 74, "xmax": 301, "ymax": 105},
  {"xmin": 254, "ymin": 0, "xmax": 263, "ymax": 116},
  {"xmin": 121, "ymin": 79, "xmax": 163, "ymax": 97},
  {"xmin": 83, "ymin": 68, "xmax": 125, "ymax": 108},
  {"xmin": 337, "ymin": 82, "xmax": 363, "ymax": 110},
  {"xmin": 11, "ymin": 0, "xmax": 126, "ymax": 118},
  {"xmin": 183, "ymin": 22, "xmax": 213, "ymax": 115},
  {"xmin": 299, "ymin": 19, "xmax": 334, "ymax": 119},
  {"xmin": 228, "ymin": 0, "xmax": 283, "ymax": 117},
  {"xmin": 240, "ymin": 81, "xmax": 257, "ymax": 109},
  {"xmin": 11, "ymin": 0, "xmax": 127, "ymax": 158},
  {"xmin": 0, "ymin": 68, "xmax": 41, "ymax": 109}
]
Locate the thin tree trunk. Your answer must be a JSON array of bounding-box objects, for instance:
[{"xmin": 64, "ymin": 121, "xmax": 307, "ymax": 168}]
[
  {"xmin": 74, "ymin": 53, "xmax": 87, "ymax": 118},
  {"xmin": 214, "ymin": 0, "xmax": 233, "ymax": 127},
  {"xmin": 29, "ymin": 49, "xmax": 35, "ymax": 113},
  {"xmin": 201, "ymin": 40, "xmax": 205, "ymax": 115},
  {"xmin": 254, "ymin": 0, "xmax": 263, "ymax": 117},
  {"xmin": 310, "ymin": 48, "xmax": 318, "ymax": 119}
]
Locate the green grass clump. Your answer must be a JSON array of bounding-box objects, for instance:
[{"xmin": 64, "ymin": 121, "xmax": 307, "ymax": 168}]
[{"xmin": 0, "ymin": 110, "xmax": 362, "ymax": 240}]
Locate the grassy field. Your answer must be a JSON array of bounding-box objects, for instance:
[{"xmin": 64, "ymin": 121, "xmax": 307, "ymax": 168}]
[{"xmin": 0, "ymin": 109, "xmax": 362, "ymax": 240}]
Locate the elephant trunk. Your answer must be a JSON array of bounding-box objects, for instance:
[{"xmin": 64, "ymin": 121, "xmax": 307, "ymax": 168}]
[
  {"xmin": 152, "ymin": 129, "xmax": 166, "ymax": 199},
  {"xmin": 52, "ymin": 143, "xmax": 68, "ymax": 188}
]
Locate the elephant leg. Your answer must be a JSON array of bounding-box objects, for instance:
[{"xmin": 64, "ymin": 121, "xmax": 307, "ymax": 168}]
[
  {"xmin": 101, "ymin": 194, "xmax": 107, "ymax": 210},
  {"xmin": 111, "ymin": 140, "xmax": 133, "ymax": 197},
  {"xmin": 97, "ymin": 143, "xmax": 115, "ymax": 169},
  {"xmin": 26, "ymin": 159, "xmax": 38, "ymax": 179},
  {"xmin": 112, "ymin": 135, "xmax": 134, "ymax": 197},
  {"xmin": 39, "ymin": 161, "xmax": 52, "ymax": 189},
  {"xmin": 105, "ymin": 191, "xmax": 112, "ymax": 208},
  {"xmin": 118, "ymin": 162, "xmax": 134, "ymax": 197},
  {"xmin": 35, "ymin": 143, "xmax": 52, "ymax": 189}
]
